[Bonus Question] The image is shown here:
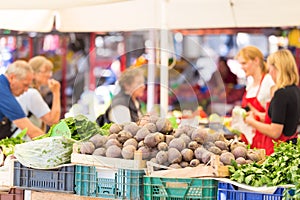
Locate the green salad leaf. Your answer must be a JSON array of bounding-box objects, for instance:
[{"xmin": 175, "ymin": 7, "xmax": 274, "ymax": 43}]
[{"xmin": 0, "ymin": 128, "xmax": 27, "ymax": 156}]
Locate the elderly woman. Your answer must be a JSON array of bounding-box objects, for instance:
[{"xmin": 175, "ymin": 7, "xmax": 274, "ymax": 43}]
[
  {"xmin": 107, "ymin": 67, "xmax": 146, "ymax": 124},
  {"xmin": 16, "ymin": 56, "xmax": 61, "ymax": 132}
]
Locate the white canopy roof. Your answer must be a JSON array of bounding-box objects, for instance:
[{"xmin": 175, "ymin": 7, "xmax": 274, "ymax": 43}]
[
  {"xmin": 0, "ymin": 0, "xmax": 300, "ymax": 32},
  {"xmin": 1, "ymin": 0, "xmax": 299, "ymax": 116}
]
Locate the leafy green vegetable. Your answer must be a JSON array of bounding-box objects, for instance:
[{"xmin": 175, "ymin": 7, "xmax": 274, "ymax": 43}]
[
  {"xmin": 99, "ymin": 122, "xmax": 112, "ymax": 135},
  {"xmin": 35, "ymin": 114, "xmax": 109, "ymax": 141},
  {"xmin": 229, "ymin": 139, "xmax": 300, "ymax": 199},
  {"xmin": 0, "ymin": 128, "xmax": 27, "ymax": 156}
]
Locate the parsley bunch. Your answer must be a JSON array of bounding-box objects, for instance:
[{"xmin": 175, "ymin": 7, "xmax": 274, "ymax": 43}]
[{"xmin": 229, "ymin": 139, "xmax": 300, "ymax": 199}]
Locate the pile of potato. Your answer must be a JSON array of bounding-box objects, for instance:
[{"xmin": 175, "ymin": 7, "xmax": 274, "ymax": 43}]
[{"xmin": 76, "ymin": 115, "xmax": 264, "ymax": 168}]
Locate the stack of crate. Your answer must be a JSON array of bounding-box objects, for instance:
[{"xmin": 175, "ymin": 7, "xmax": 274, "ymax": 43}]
[
  {"xmin": 11, "ymin": 150, "xmax": 296, "ymax": 199},
  {"xmin": 9, "ymin": 150, "xmax": 146, "ymax": 199},
  {"xmin": 12, "ymin": 160, "xmax": 106, "ymax": 200}
]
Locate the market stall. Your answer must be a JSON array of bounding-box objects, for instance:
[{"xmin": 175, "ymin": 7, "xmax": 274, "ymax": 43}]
[
  {"xmin": 0, "ymin": 114, "xmax": 298, "ymax": 199},
  {"xmin": 0, "ymin": 1, "xmax": 300, "ymax": 200}
]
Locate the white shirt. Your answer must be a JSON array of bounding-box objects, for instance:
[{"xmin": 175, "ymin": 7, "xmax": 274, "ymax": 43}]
[
  {"xmin": 245, "ymin": 74, "xmax": 275, "ymax": 109},
  {"xmin": 16, "ymin": 88, "xmax": 50, "ymax": 128},
  {"xmin": 109, "ymin": 105, "xmax": 131, "ymax": 124}
]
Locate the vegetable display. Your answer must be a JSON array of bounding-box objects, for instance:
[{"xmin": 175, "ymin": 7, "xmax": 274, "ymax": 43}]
[
  {"xmin": 0, "ymin": 114, "xmax": 112, "ymax": 170},
  {"xmin": 229, "ymin": 139, "xmax": 300, "ymax": 199},
  {"xmin": 75, "ymin": 117, "xmax": 264, "ymax": 168}
]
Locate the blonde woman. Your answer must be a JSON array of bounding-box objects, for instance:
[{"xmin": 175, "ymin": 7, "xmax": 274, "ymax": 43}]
[
  {"xmin": 245, "ymin": 49, "xmax": 300, "ymax": 155},
  {"xmin": 236, "ymin": 46, "xmax": 275, "ymax": 148},
  {"xmin": 16, "ymin": 56, "xmax": 61, "ymax": 132},
  {"xmin": 237, "ymin": 46, "xmax": 275, "ymax": 115}
]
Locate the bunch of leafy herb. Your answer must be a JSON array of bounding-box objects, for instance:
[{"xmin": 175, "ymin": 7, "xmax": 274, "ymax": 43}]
[
  {"xmin": 64, "ymin": 114, "xmax": 109, "ymax": 140},
  {"xmin": 36, "ymin": 114, "xmax": 110, "ymax": 141},
  {"xmin": 229, "ymin": 161, "xmax": 271, "ymax": 187},
  {"xmin": 263, "ymin": 141, "xmax": 300, "ymax": 186},
  {"xmin": 263, "ymin": 140, "xmax": 300, "ymax": 198},
  {"xmin": 229, "ymin": 139, "xmax": 300, "ymax": 199}
]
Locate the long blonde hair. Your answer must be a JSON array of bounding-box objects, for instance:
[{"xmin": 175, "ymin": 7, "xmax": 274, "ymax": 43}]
[
  {"xmin": 236, "ymin": 45, "xmax": 268, "ymax": 74},
  {"xmin": 267, "ymin": 49, "xmax": 299, "ymax": 89}
]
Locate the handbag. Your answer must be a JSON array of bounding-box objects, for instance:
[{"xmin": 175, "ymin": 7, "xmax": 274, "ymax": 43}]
[
  {"xmin": 0, "ymin": 117, "xmax": 15, "ymax": 140},
  {"xmin": 0, "ymin": 112, "xmax": 33, "ymax": 140}
]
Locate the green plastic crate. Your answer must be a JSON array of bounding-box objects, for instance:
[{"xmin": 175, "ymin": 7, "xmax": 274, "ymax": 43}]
[
  {"xmin": 75, "ymin": 165, "xmax": 145, "ymax": 199},
  {"xmin": 143, "ymin": 176, "xmax": 218, "ymax": 200}
]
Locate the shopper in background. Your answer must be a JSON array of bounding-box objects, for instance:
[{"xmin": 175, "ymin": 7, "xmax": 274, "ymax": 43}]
[
  {"xmin": 217, "ymin": 56, "xmax": 238, "ymax": 86},
  {"xmin": 235, "ymin": 46, "xmax": 275, "ymax": 148},
  {"xmin": 0, "ymin": 60, "xmax": 44, "ymax": 139},
  {"xmin": 96, "ymin": 67, "xmax": 146, "ymax": 125},
  {"xmin": 15, "ymin": 56, "xmax": 61, "ymax": 133},
  {"xmin": 245, "ymin": 49, "xmax": 300, "ymax": 155},
  {"xmin": 206, "ymin": 56, "xmax": 244, "ymax": 115},
  {"xmin": 208, "ymin": 57, "xmax": 244, "ymax": 104},
  {"xmin": 67, "ymin": 38, "xmax": 88, "ymax": 103},
  {"xmin": 109, "ymin": 67, "xmax": 146, "ymax": 123}
]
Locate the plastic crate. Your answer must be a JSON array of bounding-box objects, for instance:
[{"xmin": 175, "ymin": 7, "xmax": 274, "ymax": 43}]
[
  {"xmin": 75, "ymin": 165, "xmax": 145, "ymax": 199},
  {"xmin": 13, "ymin": 161, "xmax": 75, "ymax": 193},
  {"xmin": 218, "ymin": 182, "xmax": 295, "ymax": 200},
  {"xmin": 0, "ymin": 188, "xmax": 24, "ymax": 200},
  {"xmin": 143, "ymin": 176, "xmax": 218, "ymax": 200}
]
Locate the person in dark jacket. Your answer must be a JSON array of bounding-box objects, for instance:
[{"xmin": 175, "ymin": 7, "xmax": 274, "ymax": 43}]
[{"xmin": 108, "ymin": 67, "xmax": 146, "ymax": 123}]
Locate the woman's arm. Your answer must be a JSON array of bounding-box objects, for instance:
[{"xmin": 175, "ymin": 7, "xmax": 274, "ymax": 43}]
[
  {"xmin": 40, "ymin": 79, "xmax": 61, "ymax": 125},
  {"xmin": 247, "ymin": 103, "xmax": 266, "ymax": 122},
  {"xmin": 245, "ymin": 112, "xmax": 283, "ymax": 139},
  {"xmin": 13, "ymin": 117, "xmax": 44, "ymax": 139}
]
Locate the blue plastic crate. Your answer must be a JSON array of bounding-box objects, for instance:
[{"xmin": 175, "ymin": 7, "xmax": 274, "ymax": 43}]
[
  {"xmin": 75, "ymin": 165, "xmax": 144, "ymax": 199},
  {"xmin": 13, "ymin": 161, "xmax": 75, "ymax": 193},
  {"xmin": 218, "ymin": 182, "xmax": 295, "ymax": 200},
  {"xmin": 143, "ymin": 176, "xmax": 218, "ymax": 200}
]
